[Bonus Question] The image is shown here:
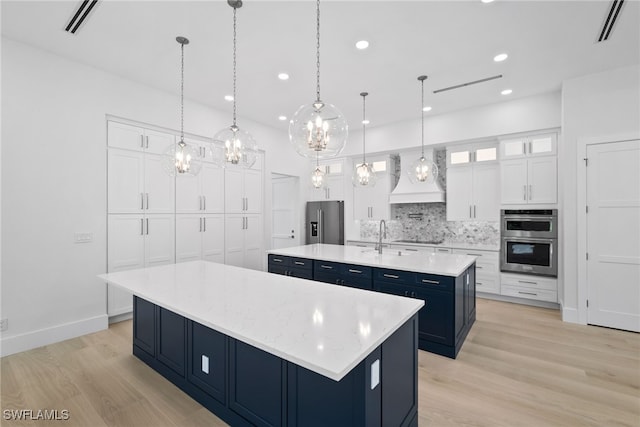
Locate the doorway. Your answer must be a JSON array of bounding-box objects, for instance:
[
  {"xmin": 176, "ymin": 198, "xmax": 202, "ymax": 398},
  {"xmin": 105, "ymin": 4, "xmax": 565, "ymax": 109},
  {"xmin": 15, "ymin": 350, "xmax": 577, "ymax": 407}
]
[
  {"xmin": 271, "ymin": 173, "xmax": 300, "ymax": 249},
  {"xmin": 586, "ymin": 139, "xmax": 640, "ymax": 332}
]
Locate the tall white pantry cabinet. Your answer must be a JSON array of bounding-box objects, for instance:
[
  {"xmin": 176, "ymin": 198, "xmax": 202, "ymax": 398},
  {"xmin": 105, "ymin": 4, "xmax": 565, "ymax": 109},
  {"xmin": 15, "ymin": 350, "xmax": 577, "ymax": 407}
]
[{"xmin": 106, "ymin": 120, "xmax": 264, "ymax": 317}]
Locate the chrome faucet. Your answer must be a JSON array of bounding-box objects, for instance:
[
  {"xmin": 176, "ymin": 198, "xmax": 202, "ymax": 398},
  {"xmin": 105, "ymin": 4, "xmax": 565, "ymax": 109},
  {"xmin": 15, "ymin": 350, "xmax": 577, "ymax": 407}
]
[{"xmin": 376, "ymin": 219, "xmax": 387, "ymax": 254}]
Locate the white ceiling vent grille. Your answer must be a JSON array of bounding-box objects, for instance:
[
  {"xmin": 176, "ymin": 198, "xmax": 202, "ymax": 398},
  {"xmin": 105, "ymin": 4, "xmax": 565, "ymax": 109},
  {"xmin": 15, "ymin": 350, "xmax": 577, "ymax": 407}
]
[
  {"xmin": 433, "ymin": 75, "xmax": 503, "ymax": 94},
  {"xmin": 65, "ymin": 0, "xmax": 99, "ymax": 34}
]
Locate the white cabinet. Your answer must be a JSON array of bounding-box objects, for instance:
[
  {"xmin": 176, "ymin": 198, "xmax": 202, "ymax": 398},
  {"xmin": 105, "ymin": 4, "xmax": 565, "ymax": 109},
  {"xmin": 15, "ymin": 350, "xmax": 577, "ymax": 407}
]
[
  {"xmin": 353, "ymin": 156, "xmax": 393, "ymax": 220},
  {"xmin": 176, "ymin": 214, "xmax": 225, "ymax": 264},
  {"xmin": 108, "ymin": 149, "xmax": 174, "ymax": 214},
  {"xmin": 176, "ymin": 162, "xmax": 225, "ymax": 213},
  {"xmin": 225, "ymin": 155, "xmax": 263, "ymax": 214},
  {"xmin": 447, "ymin": 162, "xmax": 500, "ymax": 221},
  {"xmin": 108, "ymin": 121, "xmax": 174, "ymax": 155},
  {"xmin": 309, "ymin": 159, "xmax": 345, "ymax": 201},
  {"xmin": 107, "ymin": 214, "xmax": 175, "ymax": 316},
  {"xmin": 225, "ymin": 213, "xmax": 263, "ymax": 270},
  {"xmin": 500, "ymin": 133, "xmax": 556, "ymax": 159},
  {"xmin": 501, "ymin": 156, "xmax": 557, "ymax": 204},
  {"xmin": 453, "ymin": 249, "xmax": 500, "ymax": 294},
  {"xmin": 500, "ymin": 273, "xmax": 557, "ymax": 303}
]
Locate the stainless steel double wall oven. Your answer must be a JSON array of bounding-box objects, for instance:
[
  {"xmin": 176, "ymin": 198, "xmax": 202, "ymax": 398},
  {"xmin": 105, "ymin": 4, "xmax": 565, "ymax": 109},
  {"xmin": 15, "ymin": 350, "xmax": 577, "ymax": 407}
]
[{"xmin": 500, "ymin": 209, "xmax": 558, "ymax": 277}]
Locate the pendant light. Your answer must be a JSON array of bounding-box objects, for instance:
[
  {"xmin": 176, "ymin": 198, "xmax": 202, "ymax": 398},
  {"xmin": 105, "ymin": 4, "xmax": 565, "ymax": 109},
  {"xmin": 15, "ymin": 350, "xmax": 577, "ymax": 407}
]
[
  {"xmin": 408, "ymin": 75, "xmax": 438, "ymax": 184},
  {"xmin": 163, "ymin": 36, "xmax": 202, "ymax": 176},
  {"xmin": 311, "ymin": 152, "xmax": 325, "ymax": 189},
  {"xmin": 352, "ymin": 92, "xmax": 376, "ymax": 187},
  {"xmin": 289, "ymin": 0, "xmax": 348, "ymax": 159},
  {"xmin": 213, "ymin": 0, "xmax": 258, "ymax": 168}
]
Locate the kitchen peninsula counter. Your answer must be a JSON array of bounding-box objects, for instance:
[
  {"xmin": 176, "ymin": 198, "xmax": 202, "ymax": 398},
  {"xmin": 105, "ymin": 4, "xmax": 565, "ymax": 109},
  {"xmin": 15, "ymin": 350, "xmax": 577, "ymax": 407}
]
[{"xmin": 99, "ymin": 260, "xmax": 423, "ymax": 427}]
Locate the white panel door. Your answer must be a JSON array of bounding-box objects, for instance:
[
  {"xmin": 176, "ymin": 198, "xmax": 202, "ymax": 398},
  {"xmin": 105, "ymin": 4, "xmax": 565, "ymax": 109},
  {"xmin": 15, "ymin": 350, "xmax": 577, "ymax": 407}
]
[
  {"xmin": 175, "ymin": 214, "xmax": 202, "ymax": 262},
  {"xmin": 225, "ymin": 214, "xmax": 245, "ymax": 267},
  {"xmin": 144, "ymin": 214, "xmax": 175, "ymax": 267},
  {"xmin": 108, "ymin": 121, "xmax": 144, "ymax": 151},
  {"xmin": 201, "ymin": 164, "xmax": 225, "ymax": 213},
  {"xmin": 145, "ymin": 154, "xmax": 175, "ymax": 214},
  {"xmin": 203, "ymin": 214, "xmax": 225, "ymax": 264},
  {"xmin": 244, "ymin": 169, "xmax": 263, "ymax": 213},
  {"xmin": 272, "ymin": 176, "xmax": 300, "ymax": 249},
  {"xmin": 587, "ymin": 139, "xmax": 640, "ymax": 332},
  {"xmin": 446, "ymin": 166, "xmax": 473, "ymax": 220},
  {"xmin": 528, "ymin": 156, "xmax": 557, "ymax": 204},
  {"xmin": 108, "ymin": 149, "xmax": 144, "ymax": 213},
  {"xmin": 473, "ymin": 163, "xmax": 500, "ymax": 221},
  {"xmin": 244, "ymin": 214, "xmax": 264, "ymax": 271},
  {"xmin": 500, "ymin": 159, "xmax": 528, "ymax": 204},
  {"xmin": 175, "ymin": 173, "xmax": 201, "ymax": 213},
  {"xmin": 225, "ymin": 168, "xmax": 244, "ymax": 213}
]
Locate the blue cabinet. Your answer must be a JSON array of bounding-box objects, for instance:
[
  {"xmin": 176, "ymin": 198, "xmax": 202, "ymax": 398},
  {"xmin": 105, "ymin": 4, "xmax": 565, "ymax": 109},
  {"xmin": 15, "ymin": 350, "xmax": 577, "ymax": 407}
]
[
  {"xmin": 133, "ymin": 296, "xmax": 155, "ymax": 357},
  {"xmin": 314, "ymin": 260, "xmax": 373, "ymax": 290},
  {"xmin": 188, "ymin": 321, "xmax": 227, "ymax": 405},
  {"xmin": 267, "ymin": 254, "xmax": 313, "ymax": 280},
  {"xmin": 157, "ymin": 307, "xmax": 186, "ymax": 376}
]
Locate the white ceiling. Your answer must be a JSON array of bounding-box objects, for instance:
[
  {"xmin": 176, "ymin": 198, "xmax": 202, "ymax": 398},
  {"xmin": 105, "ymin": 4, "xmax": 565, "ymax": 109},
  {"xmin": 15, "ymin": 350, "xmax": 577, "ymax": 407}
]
[{"xmin": 2, "ymin": 1, "xmax": 639, "ymax": 133}]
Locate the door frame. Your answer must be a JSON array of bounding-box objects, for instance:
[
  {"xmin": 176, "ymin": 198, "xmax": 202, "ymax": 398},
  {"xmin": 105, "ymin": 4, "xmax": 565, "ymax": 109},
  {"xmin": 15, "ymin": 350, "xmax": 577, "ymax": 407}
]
[
  {"xmin": 576, "ymin": 132, "xmax": 640, "ymax": 325},
  {"xmin": 270, "ymin": 173, "xmax": 301, "ymax": 249}
]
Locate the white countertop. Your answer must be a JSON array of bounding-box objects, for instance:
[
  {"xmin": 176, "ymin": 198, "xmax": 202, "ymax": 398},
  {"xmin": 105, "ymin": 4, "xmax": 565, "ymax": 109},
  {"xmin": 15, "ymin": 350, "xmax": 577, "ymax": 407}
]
[
  {"xmin": 268, "ymin": 244, "xmax": 477, "ymax": 277},
  {"xmin": 98, "ymin": 261, "xmax": 423, "ymax": 382},
  {"xmin": 347, "ymin": 239, "xmax": 500, "ymax": 252}
]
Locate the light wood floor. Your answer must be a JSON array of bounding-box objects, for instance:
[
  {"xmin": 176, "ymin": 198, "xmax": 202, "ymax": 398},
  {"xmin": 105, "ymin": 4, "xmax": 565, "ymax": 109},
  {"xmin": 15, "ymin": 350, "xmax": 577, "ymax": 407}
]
[{"xmin": 2, "ymin": 299, "xmax": 639, "ymax": 427}]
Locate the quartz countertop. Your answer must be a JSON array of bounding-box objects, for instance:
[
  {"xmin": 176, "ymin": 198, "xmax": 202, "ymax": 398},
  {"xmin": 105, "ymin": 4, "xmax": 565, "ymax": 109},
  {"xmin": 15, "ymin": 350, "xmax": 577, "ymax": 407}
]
[
  {"xmin": 268, "ymin": 244, "xmax": 477, "ymax": 277},
  {"xmin": 347, "ymin": 239, "xmax": 500, "ymax": 252},
  {"xmin": 98, "ymin": 261, "xmax": 423, "ymax": 382}
]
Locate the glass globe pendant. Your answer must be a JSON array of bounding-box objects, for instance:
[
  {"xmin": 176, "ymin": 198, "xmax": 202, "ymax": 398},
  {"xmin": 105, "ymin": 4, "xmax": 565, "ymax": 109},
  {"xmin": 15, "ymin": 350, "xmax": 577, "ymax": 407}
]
[
  {"xmin": 352, "ymin": 92, "xmax": 377, "ymax": 187},
  {"xmin": 163, "ymin": 36, "xmax": 202, "ymax": 177},
  {"xmin": 213, "ymin": 0, "xmax": 257, "ymax": 169},
  {"xmin": 289, "ymin": 0, "xmax": 348, "ymax": 159},
  {"xmin": 407, "ymin": 75, "xmax": 438, "ymax": 184}
]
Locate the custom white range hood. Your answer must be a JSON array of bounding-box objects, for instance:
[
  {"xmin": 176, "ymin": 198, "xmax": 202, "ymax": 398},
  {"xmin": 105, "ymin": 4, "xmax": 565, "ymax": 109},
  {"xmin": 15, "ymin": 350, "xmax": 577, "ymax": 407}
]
[{"xmin": 390, "ymin": 149, "xmax": 445, "ymax": 204}]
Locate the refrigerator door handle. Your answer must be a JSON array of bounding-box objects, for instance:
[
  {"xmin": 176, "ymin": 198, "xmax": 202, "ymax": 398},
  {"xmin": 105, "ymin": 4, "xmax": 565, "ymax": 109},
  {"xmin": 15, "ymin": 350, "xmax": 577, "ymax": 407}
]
[{"xmin": 317, "ymin": 208, "xmax": 322, "ymax": 244}]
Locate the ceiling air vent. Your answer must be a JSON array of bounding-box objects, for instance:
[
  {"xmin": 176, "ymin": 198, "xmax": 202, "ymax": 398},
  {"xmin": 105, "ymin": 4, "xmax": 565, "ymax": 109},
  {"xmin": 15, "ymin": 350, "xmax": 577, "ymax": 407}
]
[
  {"xmin": 598, "ymin": 0, "xmax": 625, "ymax": 42},
  {"xmin": 433, "ymin": 75, "xmax": 503, "ymax": 94},
  {"xmin": 65, "ymin": 0, "xmax": 99, "ymax": 34}
]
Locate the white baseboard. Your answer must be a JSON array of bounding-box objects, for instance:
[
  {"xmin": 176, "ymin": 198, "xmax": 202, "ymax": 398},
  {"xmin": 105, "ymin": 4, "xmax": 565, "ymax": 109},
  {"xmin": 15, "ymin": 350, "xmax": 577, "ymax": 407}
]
[
  {"xmin": 0, "ymin": 315, "xmax": 108, "ymax": 357},
  {"xmin": 477, "ymin": 292, "xmax": 561, "ymax": 310},
  {"xmin": 561, "ymin": 305, "xmax": 580, "ymax": 324}
]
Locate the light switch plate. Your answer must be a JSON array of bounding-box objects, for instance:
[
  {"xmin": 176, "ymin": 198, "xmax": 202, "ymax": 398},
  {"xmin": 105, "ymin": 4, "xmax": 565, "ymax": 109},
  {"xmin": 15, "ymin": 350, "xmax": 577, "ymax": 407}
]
[
  {"xmin": 371, "ymin": 359, "xmax": 380, "ymax": 390},
  {"xmin": 202, "ymin": 355, "xmax": 209, "ymax": 374}
]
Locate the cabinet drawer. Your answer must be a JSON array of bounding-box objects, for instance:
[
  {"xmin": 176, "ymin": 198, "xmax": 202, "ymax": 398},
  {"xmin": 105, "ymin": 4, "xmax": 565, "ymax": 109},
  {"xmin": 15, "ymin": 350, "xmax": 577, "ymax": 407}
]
[
  {"xmin": 289, "ymin": 257, "xmax": 312, "ymax": 271},
  {"xmin": 475, "ymin": 276, "xmax": 500, "ymax": 294},
  {"xmin": 315, "ymin": 260, "xmax": 342, "ymax": 274},
  {"xmin": 268, "ymin": 254, "xmax": 290, "ymax": 266},
  {"xmin": 501, "ymin": 274, "xmax": 557, "ymax": 291},
  {"xmin": 433, "ymin": 247, "xmax": 452, "ymax": 254},
  {"xmin": 342, "ymin": 264, "xmax": 372, "ymax": 279},
  {"xmin": 415, "ymin": 273, "xmax": 454, "ymax": 292},
  {"xmin": 374, "ymin": 268, "xmax": 415, "ymax": 285},
  {"xmin": 501, "ymin": 284, "xmax": 557, "ymax": 302}
]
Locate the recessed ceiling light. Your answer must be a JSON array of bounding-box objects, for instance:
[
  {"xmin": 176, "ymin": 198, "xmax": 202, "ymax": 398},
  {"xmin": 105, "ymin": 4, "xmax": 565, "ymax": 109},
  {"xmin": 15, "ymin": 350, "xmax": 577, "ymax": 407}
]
[
  {"xmin": 422, "ymin": 106, "xmax": 432, "ymax": 112},
  {"xmin": 224, "ymin": 95, "xmax": 234, "ymax": 102},
  {"xmin": 355, "ymin": 40, "xmax": 369, "ymax": 50},
  {"xmin": 494, "ymin": 53, "xmax": 508, "ymax": 62},
  {"xmin": 278, "ymin": 73, "xmax": 289, "ymax": 81},
  {"xmin": 362, "ymin": 119, "xmax": 370, "ymax": 125},
  {"xmin": 481, "ymin": 0, "xmax": 495, "ymax": 3},
  {"xmin": 501, "ymin": 89, "xmax": 513, "ymax": 95},
  {"xmin": 278, "ymin": 115, "xmax": 287, "ymax": 121}
]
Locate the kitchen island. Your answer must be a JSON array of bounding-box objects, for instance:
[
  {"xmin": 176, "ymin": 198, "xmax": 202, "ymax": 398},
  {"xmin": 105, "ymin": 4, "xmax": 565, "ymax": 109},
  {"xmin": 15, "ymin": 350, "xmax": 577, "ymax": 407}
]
[
  {"xmin": 267, "ymin": 244, "xmax": 477, "ymax": 359},
  {"xmin": 98, "ymin": 260, "xmax": 423, "ymax": 427}
]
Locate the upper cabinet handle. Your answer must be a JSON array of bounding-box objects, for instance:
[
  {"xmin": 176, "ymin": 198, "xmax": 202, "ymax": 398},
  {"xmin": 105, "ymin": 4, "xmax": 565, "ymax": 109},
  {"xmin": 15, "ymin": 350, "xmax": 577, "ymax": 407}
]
[
  {"xmin": 140, "ymin": 135, "xmax": 144, "ymax": 148},
  {"xmin": 140, "ymin": 193, "xmax": 144, "ymax": 210}
]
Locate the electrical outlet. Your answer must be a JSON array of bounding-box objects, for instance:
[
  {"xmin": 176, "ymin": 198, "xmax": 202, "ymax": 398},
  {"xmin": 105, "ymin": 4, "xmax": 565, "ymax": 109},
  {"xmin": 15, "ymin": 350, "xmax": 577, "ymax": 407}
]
[
  {"xmin": 0, "ymin": 318, "xmax": 8, "ymax": 332},
  {"xmin": 74, "ymin": 232, "xmax": 93, "ymax": 243}
]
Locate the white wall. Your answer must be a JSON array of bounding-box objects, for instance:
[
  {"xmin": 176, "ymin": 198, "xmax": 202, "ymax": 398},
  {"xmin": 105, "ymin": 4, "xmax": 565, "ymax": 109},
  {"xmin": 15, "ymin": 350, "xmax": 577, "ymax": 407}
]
[
  {"xmin": 560, "ymin": 64, "xmax": 640, "ymax": 323},
  {"xmin": 0, "ymin": 37, "xmax": 307, "ymax": 356}
]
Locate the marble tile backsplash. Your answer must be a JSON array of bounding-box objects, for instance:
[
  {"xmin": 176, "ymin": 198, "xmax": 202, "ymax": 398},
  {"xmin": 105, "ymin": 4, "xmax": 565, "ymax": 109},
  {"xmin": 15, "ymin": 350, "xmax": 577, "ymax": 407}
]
[{"xmin": 360, "ymin": 203, "xmax": 500, "ymax": 245}]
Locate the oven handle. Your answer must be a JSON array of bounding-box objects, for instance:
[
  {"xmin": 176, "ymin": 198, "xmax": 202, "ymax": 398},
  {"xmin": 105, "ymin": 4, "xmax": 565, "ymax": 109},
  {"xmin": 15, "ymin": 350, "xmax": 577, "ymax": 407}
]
[{"xmin": 502, "ymin": 236, "xmax": 556, "ymax": 244}]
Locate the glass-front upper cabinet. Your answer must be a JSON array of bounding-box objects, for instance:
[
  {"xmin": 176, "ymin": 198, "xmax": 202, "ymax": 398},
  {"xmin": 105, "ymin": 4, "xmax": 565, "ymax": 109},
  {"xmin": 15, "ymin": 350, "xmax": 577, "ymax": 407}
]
[
  {"xmin": 447, "ymin": 142, "xmax": 498, "ymax": 167},
  {"xmin": 500, "ymin": 132, "xmax": 557, "ymax": 159}
]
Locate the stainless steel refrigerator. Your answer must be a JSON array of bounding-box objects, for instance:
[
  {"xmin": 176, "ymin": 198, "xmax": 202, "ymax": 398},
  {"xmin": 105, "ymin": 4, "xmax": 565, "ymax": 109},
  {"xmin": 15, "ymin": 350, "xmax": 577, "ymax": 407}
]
[{"xmin": 306, "ymin": 201, "xmax": 344, "ymax": 245}]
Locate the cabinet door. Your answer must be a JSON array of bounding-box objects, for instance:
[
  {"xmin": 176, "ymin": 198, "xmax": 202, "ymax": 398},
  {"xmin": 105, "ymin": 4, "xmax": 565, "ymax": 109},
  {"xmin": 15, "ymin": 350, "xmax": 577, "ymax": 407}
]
[
  {"xmin": 144, "ymin": 129, "xmax": 175, "ymax": 155},
  {"xmin": 244, "ymin": 214, "xmax": 263, "ymax": 271},
  {"xmin": 353, "ymin": 185, "xmax": 374, "ymax": 220},
  {"xmin": 188, "ymin": 321, "xmax": 227, "ymax": 404},
  {"xmin": 157, "ymin": 307, "xmax": 186, "ymax": 376},
  {"xmin": 529, "ymin": 134, "xmax": 556, "ymax": 156},
  {"xmin": 224, "ymin": 168, "xmax": 244, "ymax": 213},
  {"xmin": 133, "ymin": 297, "xmax": 155, "ymax": 357},
  {"xmin": 201, "ymin": 164, "xmax": 225, "ymax": 213},
  {"xmin": 325, "ymin": 175, "xmax": 344, "ymax": 201},
  {"xmin": 225, "ymin": 214, "xmax": 245, "ymax": 267},
  {"xmin": 244, "ymin": 169, "xmax": 263, "ymax": 213},
  {"xmin": 108, "ymin": 149, "xmax": 144, "ymax": 213},
  {"xmin": 175, "ymin": 173, "xmax": 201, "ymax": 213},
  {"xmin": 145, "ymin": 154, "xmax": 175, "ymax": 214},
  {"xmin": 446, "ymin": 166, "xmax": 473, "ymax": 220},
  {"xmin": 528, "ymin": 156, "xmax": 557, "ymax": 204},
  {"xmin": 144, "ymin": 214, "xmax": 175, "ymax": 267},
  {"xmin": 500, "ymin": 137, "xmax": 527, "ymax": 159},
  {"xmin": 107, "ymin": 215, "xmax": 144, "ymax": 316},
  {"xmin": 108, "ymin": 121, "xmax": 144, "ymax": 151},
  {"xmin": 500, "ymin": 159, "xmax": 528, "ymax": 205},
  {"xmin": 175, "ymin": 214, "xmax": 202, "ymax": 263},
  {"xmin": 472, "ymin": 163, "xmax": 500, "ymax": 221},
  {"xmin": 202, "ymin": 214, "xmax": 225, "ymax": 264},
  {"xmin": 414, "ymin": 287, "xmax": 453, "ymax": 346}
]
